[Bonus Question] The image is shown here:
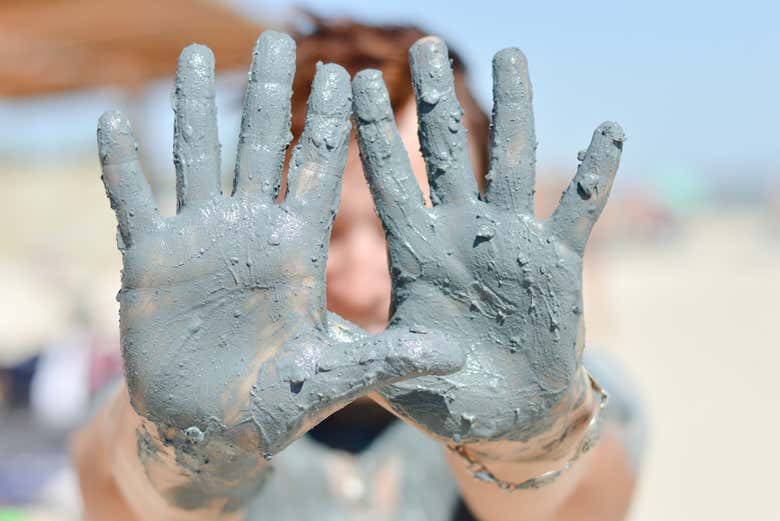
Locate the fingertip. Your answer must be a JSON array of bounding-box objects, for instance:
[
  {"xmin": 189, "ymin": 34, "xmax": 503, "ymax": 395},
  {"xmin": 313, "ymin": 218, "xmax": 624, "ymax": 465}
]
[
  {"xmin": 493, "ymin": 47, "xmax": 528, "ymax": 71},
  {"xmin": 410, "ymin": 35, "xmax": 448, "ymax": 64},
  {"xmin": 179, "ymin": 43, "xmax": 215, "ymax": 68},
  {"xmin": 256, "ymin": 29, "xmax": 296, "ymax": 53},
  {"xmin": 251, "ymin": 30, "xmax": 296, "ymax": 81},
  {"xmin": 436, "ymin": 337, "xmax": 466, "ymax": 374},
  {"xmin": 97, "ymin": 110, "xmax": 138, "ymax": 165},
  {"xmin": 352, "ymin": 68, "xmax": 383, "ymax": 90},
  {"xmin": 176, "ymin": 44, "xmax": 216, "ymax": 97},
  {"xmin": 98, "ymin": 109, "xmax": 131, "ymax": 133},
  {"xmin": 409, "ymin": 37, "xmax": 453, "ymax": 102},
  {"xmin": 393, "ymin": 328, "xmax": 466, "ymax": 376},
  {"xmin": 595, "ymin": 121, "xmax": 626, "ymax": 148},
  {"xmin": 492, "ymin": 48, "xmax": 532, "ymax": 105},
  {"xmin": 352, "ymin": 69, "xmax": 393, "ymax": 122},
  {"xmin": 309, "ymin": 62, "xmax": 351, "ymax": 118}
]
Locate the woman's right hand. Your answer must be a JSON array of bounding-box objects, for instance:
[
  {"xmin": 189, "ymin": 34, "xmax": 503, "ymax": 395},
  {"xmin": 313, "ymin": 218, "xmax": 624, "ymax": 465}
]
[{"xmin": 98, "ymin": 30, "xmax": 463, "ymax": 507}]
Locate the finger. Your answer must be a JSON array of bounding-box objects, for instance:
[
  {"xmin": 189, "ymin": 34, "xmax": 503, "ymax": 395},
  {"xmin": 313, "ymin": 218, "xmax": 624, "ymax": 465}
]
[
  {"xmin": 253, "ymin": 328, "xmax": 465, "ymax": 454},
  {"xmin": 353, "ymin": 69, "xmax": 428, "ymax": 238},
  {"xmin": 485, "ymin": 48, "xmax": 537, "ymax": 214},
  {"xmin": 97, "ymin": 110, "xmax": 160, "ymax": 250},
  {"xmin": 233, "ymin": 31, "xmax": 296, "ymax": 198},
  {"xmin": 409, "ymin": 37, "xmax": 477, "ymax": 206},
  {"xmin": 173, "ymin": 44, "xmax": 221, "ymax": 210},
  {"xmin": 549, "ymin": 122, "xmax": 625, "ymax": 254},
  {"xmin": 284, "ymin": 63, "xmax": 352, "ymax": 225}
]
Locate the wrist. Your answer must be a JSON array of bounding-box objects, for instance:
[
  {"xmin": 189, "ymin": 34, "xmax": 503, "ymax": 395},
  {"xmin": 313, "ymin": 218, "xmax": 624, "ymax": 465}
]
[
  {"xmin": 448, "ymin": 367, "xmax": 605, "ymax": 485},
  {"xmin": 111, "ymin": 385, "xmax": 269, "ymax": 519}
]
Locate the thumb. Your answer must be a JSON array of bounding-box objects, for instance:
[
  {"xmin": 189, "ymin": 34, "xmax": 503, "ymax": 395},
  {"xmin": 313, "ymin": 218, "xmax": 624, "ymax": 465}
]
[{"xmin": 251, "ymin": 326, "xmax": 464, "ymax": 454}]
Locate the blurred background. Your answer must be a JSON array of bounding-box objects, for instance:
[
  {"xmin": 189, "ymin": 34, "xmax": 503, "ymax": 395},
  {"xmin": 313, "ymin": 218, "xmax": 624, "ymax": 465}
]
[{"xmin": 1, "ymin": 1, "xmax": 778, "ymax": 520}]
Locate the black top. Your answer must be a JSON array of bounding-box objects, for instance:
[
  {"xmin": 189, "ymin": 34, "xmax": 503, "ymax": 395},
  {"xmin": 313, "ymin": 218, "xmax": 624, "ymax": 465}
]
[{"xmin": 308, "ymin": 400, "xmax": 477, "ymax": 521}]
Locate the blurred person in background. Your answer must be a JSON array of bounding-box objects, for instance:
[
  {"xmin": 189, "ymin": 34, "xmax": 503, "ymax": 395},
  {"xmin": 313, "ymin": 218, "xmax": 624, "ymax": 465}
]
[{"xmin": 72, "ymin": 15, "xmax": 644, "ymax": 521}]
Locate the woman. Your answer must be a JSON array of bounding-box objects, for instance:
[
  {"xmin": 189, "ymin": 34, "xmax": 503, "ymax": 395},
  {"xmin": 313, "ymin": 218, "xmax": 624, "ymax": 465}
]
[{"xmin": 73, "ymin": 17, "xmax": 643, "ymax": 521}]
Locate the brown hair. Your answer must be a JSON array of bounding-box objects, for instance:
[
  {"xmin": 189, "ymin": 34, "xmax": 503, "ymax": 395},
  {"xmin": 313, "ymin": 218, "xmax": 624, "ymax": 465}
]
[{"xmin": 289, "ymin": 14, "xmax": 490, "ymax": 183}]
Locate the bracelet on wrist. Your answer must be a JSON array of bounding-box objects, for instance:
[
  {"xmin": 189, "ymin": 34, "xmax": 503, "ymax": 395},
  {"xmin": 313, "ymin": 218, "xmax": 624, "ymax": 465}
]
[{"xmin": 446, "ymin": 371, "xmax": 608, "ymax": 491}]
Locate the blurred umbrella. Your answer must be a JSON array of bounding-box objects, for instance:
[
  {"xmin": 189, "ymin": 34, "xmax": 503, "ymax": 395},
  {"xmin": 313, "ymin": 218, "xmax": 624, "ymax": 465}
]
[{"xmin": 0, "ymin": 0, "xmax": 264, "ymax": 97}]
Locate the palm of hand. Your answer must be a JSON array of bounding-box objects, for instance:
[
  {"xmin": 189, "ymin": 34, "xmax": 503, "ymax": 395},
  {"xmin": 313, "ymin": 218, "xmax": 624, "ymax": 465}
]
[
  {"xmin": 353, "ymin": 38, "xmax": 623, "ymax": 443},
  {"xmin": 119, "ymin": 197, "xmax": 325, "ymax": 433},
  {"xmin": 381, "ymin": 202, "xmax": 584, "ymax": 442},
  {"xmin": 100, "ymin": 35, "xmax": 347, "ymax": 453},
  {"xmin": 100, "ymin": 33, "xmax": 463, "ymax": 457}
]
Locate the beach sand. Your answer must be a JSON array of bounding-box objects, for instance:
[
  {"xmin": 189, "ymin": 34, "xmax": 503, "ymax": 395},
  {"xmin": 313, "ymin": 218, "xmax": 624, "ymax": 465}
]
[{"xmin": 584, "ymin": 209, "xmax": 780, "ymax": 520}]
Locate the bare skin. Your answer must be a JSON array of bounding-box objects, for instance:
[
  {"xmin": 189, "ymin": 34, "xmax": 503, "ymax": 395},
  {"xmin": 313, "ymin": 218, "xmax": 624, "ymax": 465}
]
[{"xmin": 74, "ymin": 30, "xmax": 637, "ymax": 521}]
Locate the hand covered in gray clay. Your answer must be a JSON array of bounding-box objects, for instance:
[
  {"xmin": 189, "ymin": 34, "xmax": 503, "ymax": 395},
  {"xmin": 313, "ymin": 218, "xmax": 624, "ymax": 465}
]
[
  {"xmin": 98, "ymin": 31, "xmax": 464, "ymax": 460},
  {"xmin": 352, "ymin": 37, "xmax": 624, "ymax": 444}
]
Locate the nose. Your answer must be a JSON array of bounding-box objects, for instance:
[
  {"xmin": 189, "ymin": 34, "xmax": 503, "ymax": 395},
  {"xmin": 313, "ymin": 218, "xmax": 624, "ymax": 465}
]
[{"xmin": 326, "ymin": 222, "xmax": 391, "ymax": 332}]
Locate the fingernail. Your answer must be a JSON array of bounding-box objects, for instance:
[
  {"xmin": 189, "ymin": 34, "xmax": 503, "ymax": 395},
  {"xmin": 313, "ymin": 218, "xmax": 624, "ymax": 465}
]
[
  {"xmin": 493, "ymin": 48, "xmax": 531, "ymax": 102},
  {"xmin": 410, "ymin": 36, "xmax": 453, "ymax": 105},
  {"xmin": 596, "ymin": 122, "xmax": 626, "ymax": 146},
  {"xmin": 97, "ymin": 110, "xmax": 138, "ymax": 164},
  {"xmin": 176, "ymin": 44, "xmax": 216, "ymax": 99},
  {"xmin": 309, "ymin": 62, "xmax": 351, "ymax": 118},
  {"xmin": 352, "ymin": 69, "xmax": 393, "ymax": 122},
  {"xmin": 252, "ymin": 31, "xmax": 296, "ymax": 84}
]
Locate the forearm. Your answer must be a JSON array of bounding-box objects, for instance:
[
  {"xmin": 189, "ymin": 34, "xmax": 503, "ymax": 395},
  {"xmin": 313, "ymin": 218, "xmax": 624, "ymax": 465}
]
[
  {"xmin": 445, "ymin": 368, "xmax": 604, "ymax": 521},
  {"xmin": 71, "ymin": 383, "xmax": 268, "ymax": 521}
]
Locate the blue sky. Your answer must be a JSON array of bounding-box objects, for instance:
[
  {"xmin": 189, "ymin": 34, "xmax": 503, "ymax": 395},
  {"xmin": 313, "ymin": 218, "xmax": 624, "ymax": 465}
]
[
  {"xmin": 1, "ymin": 0, "xmax": 777, "ymax": 189},
  {"xmin": 240, "ymin": 0, "xmax": 780, "ymax": 184}
]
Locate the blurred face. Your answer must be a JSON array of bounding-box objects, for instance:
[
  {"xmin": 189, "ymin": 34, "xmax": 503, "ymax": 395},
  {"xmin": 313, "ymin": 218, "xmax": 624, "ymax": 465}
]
[{"xmin": 326, "ymin": 100, "xmax": 479, "ymax": 333}]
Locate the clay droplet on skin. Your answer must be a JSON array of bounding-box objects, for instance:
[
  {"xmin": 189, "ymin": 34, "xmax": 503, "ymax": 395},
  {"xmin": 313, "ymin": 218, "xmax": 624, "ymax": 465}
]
[
  {"xmin": 517, "ymin": 253, "xmax": 529, "ymax": 266},
  {"xmin": 576, "ymin": 173, "xmax": 600, "ymax": 200},
  {"xmin": 476, "ymin": 226, "xmax": 495, "ymax": 240},
  {"xmin": 421, "ymin": 89, "xmax": 442, "ymax": 105},
  {"xmin": 448, "ymin": 111, "xmax": 463, "ymax": 133},
  {"xmin": 474, "ymin": 225, "xmax": 495, "ymax": 247},
  {"xmin": 188, "ymin": 317, "xmax": 202, "ymax": 334},
  {"xmin": 289, "ymin": 380, "xmax": 304, "ymax": 394},
  {"xmin": 184, "ymin": 426, "xmax": 205, "ymax": 444}
]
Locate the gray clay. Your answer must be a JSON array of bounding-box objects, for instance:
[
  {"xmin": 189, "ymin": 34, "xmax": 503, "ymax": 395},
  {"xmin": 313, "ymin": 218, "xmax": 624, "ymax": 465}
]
[
  {"xmin": 352, "ymin": 37, "xmax": 624, "ymax": 443},
  {"xmin": 98, "ymin": 30, "xmax": 464, "ymax": 508},
  {"xmin": 98, "ymin": 27, "xmax": 624, "ymax": 513}
]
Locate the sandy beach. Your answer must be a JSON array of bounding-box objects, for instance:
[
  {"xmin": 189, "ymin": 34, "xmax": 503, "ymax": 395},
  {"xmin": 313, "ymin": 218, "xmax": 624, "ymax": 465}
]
[
  {"xmin": 585, "ymin": 209, "xmax": 780, "ymax": 520},
  {"xmin": 2, "ymin": 164, "xmax": 779, "ymax": 518}
]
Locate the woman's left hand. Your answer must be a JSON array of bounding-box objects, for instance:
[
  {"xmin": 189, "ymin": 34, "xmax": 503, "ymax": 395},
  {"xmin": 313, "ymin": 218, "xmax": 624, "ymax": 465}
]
[{"xmin": 352, "ymin": 37, "xmax": 624, "ymax": 446}]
